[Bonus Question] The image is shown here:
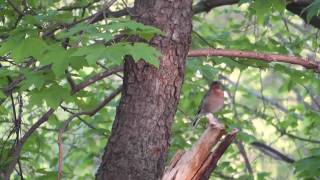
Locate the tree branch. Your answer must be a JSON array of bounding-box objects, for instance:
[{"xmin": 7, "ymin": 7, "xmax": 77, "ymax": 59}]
[
  {"xmin": 7, "ymin": 0, "xmax": 24, "ymax": 16},
  {"xmin": 57, "ymin": 86, "xmax": 122, "ymax": 179},
  {"xmin": 56, "ymin": 0, "xmax": 100, "ymax": 11},
  {"xmin": 234, "ymin": 139, "xmax": 253, "ymax": 175},
  {"xmin": 3, "ymin": 46, "xmax": 319, "ymax": 101},
  {"xmin": 188, "ymin": 48, "xmax": 320, "ymax": 73},
  {"xmin": 251, "ymin": 141, "xmax": 295, "ymax": 164},
  {"xmin": 221, "ymin": 75, "xmax": 304, "ymax": 120},
  {"xmin": 193, "ymin": 0, "xmax": 238, "ymax": 14},
  {"xmin": 2, "ymin": 66, "xmax": 122, "ymax": 100},
  {"xmin": 66, "ymin": 71, "xmax": 77, "ymax": 93},
  {"xmin": 238, "ymin": 103, "xmax": 320, "ymax": 144},
  {"xmin": 73, "ymin": 66, "xmax": 123, "ymax": 94},
  {"xmin": 192, "ymin": 0, "xmax": 320, "ymax": 30},
  {"xmin": 281, "ymin": 130, "xmax": 320, "ymax": 144},
  {"xmin": 43, "ymin": 8, "xmax": 129, "ymax": 38},
  {"xmin": 2, "ymin": 108, "xmax": 55, "ymax": 180},
  {"xmin": 286, "ymin": 1, "xmax": 320, "ymax": 30}
]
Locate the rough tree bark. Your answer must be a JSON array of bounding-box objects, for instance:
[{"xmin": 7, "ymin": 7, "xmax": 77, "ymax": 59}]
[{"xmin": 96, "ymin": 0, "xmax": 193, "ymax": 179}]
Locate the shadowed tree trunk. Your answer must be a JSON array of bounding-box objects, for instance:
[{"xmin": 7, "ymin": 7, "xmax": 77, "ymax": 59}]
[{"xmin": 96, "ymin": 0, "xmax": 193, "ymax": 179}]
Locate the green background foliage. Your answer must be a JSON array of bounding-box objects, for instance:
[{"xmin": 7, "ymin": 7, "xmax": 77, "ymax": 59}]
[{"xmin": 1, "ymin": 0, "xmax": 320, "ymax": 179}]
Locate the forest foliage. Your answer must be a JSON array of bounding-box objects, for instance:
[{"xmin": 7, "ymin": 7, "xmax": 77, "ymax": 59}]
[{"xmin": 0, "ymin": 0, "xmax": 320, "ymax": 179}]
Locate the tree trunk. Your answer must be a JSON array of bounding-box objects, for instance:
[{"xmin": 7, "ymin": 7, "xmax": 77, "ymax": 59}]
[{"xmin": 96, "ymin": 0, "xmax": 193, "ymax": 179}]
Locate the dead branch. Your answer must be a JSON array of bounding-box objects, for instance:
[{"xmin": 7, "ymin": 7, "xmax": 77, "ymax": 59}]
[{"xmin": 162, "ymin": 121, "xmax": 238, "ymax": 180}]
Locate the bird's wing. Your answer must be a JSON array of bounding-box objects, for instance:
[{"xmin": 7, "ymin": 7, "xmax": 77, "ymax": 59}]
[{"xmin": 196, "ymin": 90, "xmax": 210, "ymax": 115}]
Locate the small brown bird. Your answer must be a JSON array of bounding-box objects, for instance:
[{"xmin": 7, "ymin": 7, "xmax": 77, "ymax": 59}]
[{"xmin": 192, "ymin": 81, "xmax": 224, "ymax": 127}]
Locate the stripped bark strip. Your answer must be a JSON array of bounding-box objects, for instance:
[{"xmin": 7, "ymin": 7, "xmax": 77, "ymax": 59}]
[{"xmin": 200, "ymin": 129, "xmax": 239, "ymax": 180}]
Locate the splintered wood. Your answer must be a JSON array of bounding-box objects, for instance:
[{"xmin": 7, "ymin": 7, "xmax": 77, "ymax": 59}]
[{"xmin": 162, "ymin": 124, "xmax": 238, "ymax": 180}]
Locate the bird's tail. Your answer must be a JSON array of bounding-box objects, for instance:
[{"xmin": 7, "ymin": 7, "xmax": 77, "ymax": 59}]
[{"xmin": 191, "ymin": 114, "xmax": 202, "ymax": 127}]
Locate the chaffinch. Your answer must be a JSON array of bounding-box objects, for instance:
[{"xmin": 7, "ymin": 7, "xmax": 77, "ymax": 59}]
[{"xmin": 192, "ymin": 81, "xmax": 224, "ymax": 127}]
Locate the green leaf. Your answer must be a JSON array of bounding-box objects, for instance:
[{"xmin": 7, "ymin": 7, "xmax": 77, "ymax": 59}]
[
  {"xmin": 21, "ymin": 71, "xmax": 54, "ymax": 90},
  {"xmin": 101, "ymin": 43, "xmax": 129, "ymax": 65},
  {"xmin": 294, "ymin": 155, "xmax": 320, "ymax": 178},
  {"xmin": 35, "ymin": 171, "xmax": 58, "ymax": 180},
  {"xmin": 40, "ymin": 44, "xmax": 69, "ymax": 77},
  {"xmin": 56, "ymin": 22, "xmax": 97, "ymax": 39},
  {"xmin": 302, "ymin": 0, "xmax": 320, "ymax": 22},
  {"xmin": 253, "ymin": 0, "xmax": 272, "ymax": 24},
  {"xmin": 0, "ymin": 32, "xmax": 25, "ymax": 56},
  {"xmin": 29, "ymin": 84, "xmax": 70, "ymax": 108},
  {"xmin": 72, "ymin": 44, "xmax": 105, "ymax": 66},
  {"xmin": 69, "ymin": 55, "xmax": 88, "ymax": 70},
  {"xmin": 0, "ymin": 91, "xmax": 6, "ymax": 98},
  {"xmin": 126, "ymin": 43, "xmax": 161, "ymax": 68},
  {"xmin": 106, "ymin": 18, "xmax": 163, "ymax": 40},
  {"xmin": 12, "ymin": 37, "xmax": 48, "ymax": 62}
]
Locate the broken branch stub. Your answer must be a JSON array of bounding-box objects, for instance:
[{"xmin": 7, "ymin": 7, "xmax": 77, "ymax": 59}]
[{"xmin": 162, "ymin": 122, "xmax": 238, "ymax": 180}]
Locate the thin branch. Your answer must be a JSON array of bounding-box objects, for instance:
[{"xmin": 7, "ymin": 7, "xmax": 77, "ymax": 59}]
[
  {"xmin": 10, "ymin": 94, "xmax": 17, "ymax": 131},
  {"xmin": 213, "ymin": 171, "xmax": 235, "ymax": 180},
  {"xmin": 43, "ymin": 8, "xmax": 129, "ymax": 38},
  {"xmin": 3, "ymin": 108, "xmax": 55, "ymax": 179},
  {"xmin": 60, "ymin": 105, "xmax": 108, "ymax": 136},
  {"xmin": 97, "ymin": 62, "xmax": 123, "ymax": 79},
  {"xmin": 74, "ymin": 66, "xmax": 123, "ymax": 93},
  {"xmin": 238, "ymin": 103, "xmax": 320, "ymax": 144},
  {"xmin": 3, "ymin": 76, "xmax": 25, "ymax": 96},
  {"xmin": 66, "ymin": 71, "xmax": 77, "ymax": 93},
  {"xmin": 283, "ymin": 131, "xmax": 320, "ymax": 144},
  {"xmin": 301, "ymin": 85, "xmax": 320, "ymax": 110},
  {"xmin": 223, "ymin": 73, "xmax": 253, "ymax": 175},
  {"xmin": 193, "ymin": 0, "xmax": 238, "ymax": 14},
  {"xmin": 17, "ymin": 159, "xmax": 24, "ymax": 180},
  {"xmin": 3, "ymin": 64, "xmax": 52, "ymax": 97},
  {"xmin": 221, "ymin": 75, "xmax": 304, "ymax": 120},
  {"xmin": 87, "ymin": 7, "xmax": 129, "ymax": 24},
  {"xmin": 188, "ymin": 48, "xmax": 320, "ymax": 73},
  {"xmin": 57, "ymin": 0, "xmax": 100, "ymax": 11},
  {"xmin": 2, "ymin": 66, "xmax": 122, "ymax": 100},
  {"xmin": 7, "ymin": 0, "xmax": 24, "ymax": 16},
  {"xmin": 3, "ymin": 46, "xmax": 319, "ymax": 98},
  {"xmin": 192, "ymin": 0, "xmax": 320, "ymax": 30},
  {"xmin": 234, "ymin": 140, "xmax": 253, "ymax": 175},
  {"xmin": 57, "ymin": 86, "xmax": 122, "ymax": 179},
  {"xmin": 251, "ymin": 141, "xmax": 295, "ymax": 164}
]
